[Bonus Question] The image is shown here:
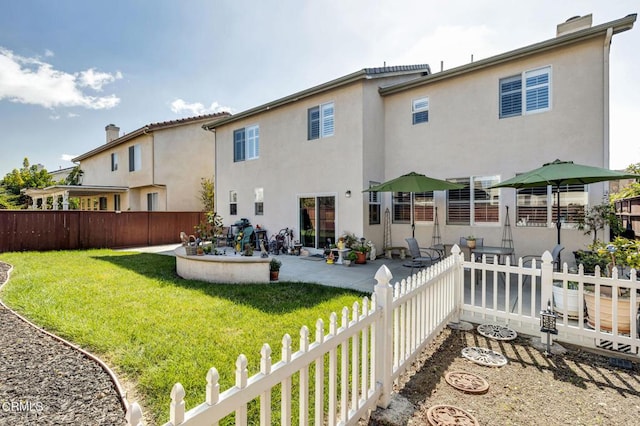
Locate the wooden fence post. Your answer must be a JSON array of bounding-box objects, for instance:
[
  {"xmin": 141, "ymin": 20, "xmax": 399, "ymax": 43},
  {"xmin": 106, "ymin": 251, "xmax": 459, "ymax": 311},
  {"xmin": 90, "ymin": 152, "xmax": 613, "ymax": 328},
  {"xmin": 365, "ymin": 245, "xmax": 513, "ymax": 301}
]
[{"xmin": 374, "ymin": 265, "xmax": 393, "ymax": 409}]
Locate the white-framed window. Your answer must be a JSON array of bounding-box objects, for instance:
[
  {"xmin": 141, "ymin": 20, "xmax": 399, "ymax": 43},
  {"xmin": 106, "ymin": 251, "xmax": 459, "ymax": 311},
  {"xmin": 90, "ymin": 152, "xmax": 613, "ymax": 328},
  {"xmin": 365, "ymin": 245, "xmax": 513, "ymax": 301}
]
[
  {"xmin": 368, "ymin": 181, "xmax": 381, "ymax": 225},
  {"xmin": 229, "ymin": 190, "xmax": 238, "ymax": 216},
  {"xmin": 128, "ymin": 144, "xmax": 141, "ymax": 172},
  {"xmin": 412, "ymin": 97, "xmax": 429, "ymax": 124},
  {"xmin": 233, "ymin": 125, "xmax": 260, "ymax": 162},
  {"xmin": 308, "ymin": 102, "xmax": 334, "ymax": 140},
  {"xmin": 499, "ymin": 66, "xmax": 551, "ymax": 118},
  {"xmin": 114, "ymin": 194, "xmax": 121, "ymax": 211},
  {"xmin": 254, "ymin": 187, "xmax": 264, "ymax": 216},
  {"xmin": 516, "ymin": 184, "xmax": 587, "ymax": 227},
  {"xmin": 147, "ymin": 192, "xmax": 158, "ymax": 211},
  {"xmin": 111, "ymin": 153, "xmax": 118, "ymax": 172},
  {"xmin": 447, "ymin": 176, "xmax": 500, "ymax": 225}
]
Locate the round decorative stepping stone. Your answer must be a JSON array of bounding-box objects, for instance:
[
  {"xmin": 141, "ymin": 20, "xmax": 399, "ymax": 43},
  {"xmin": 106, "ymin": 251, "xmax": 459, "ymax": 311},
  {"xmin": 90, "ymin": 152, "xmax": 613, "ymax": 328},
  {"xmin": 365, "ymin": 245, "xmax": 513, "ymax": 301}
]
[
  {"xmin": 477, "ymin": 323, "xmax": 517, "ymax": 341},
  {"xmin": 427, "ymin": 404, "xmax": 479, "ymax": 426},
  {"xmin": 445, "ymin": 371, "xmax": 489, "ymax": 394},
  {"xmin": 461, "ymin": 346, "xmax": 507, "ymax": 367}
]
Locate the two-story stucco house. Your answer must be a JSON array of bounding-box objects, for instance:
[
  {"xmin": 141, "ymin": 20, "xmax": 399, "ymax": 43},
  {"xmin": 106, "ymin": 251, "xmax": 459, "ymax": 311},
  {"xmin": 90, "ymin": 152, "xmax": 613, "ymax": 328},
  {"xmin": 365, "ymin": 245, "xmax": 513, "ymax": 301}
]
[
  {"xmin": 27, "ymin": 113, "xmax": 229, "ymax": 211},
  {"xmin": 204, "ymin": 13, "xmax": 635, "ymax": 258}
]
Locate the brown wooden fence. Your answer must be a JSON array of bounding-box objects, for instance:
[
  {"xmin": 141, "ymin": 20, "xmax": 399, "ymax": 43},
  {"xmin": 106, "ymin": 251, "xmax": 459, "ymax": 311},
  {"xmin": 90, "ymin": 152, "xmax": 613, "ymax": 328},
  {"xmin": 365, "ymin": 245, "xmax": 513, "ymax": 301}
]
[
  {"xmin": 614, "ymin": 195, "xmax": 640, "ymax": 237},
  {"xmin": 0, "ymin": 211, "xmax": 206, "ymax": 252}
]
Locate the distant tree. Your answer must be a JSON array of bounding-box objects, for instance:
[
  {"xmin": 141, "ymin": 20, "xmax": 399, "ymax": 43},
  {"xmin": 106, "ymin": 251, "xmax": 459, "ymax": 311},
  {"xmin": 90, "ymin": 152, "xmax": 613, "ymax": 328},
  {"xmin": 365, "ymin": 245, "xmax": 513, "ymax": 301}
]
[
  {"xmin": 610, "ymin": 162, "xmax": 640, "ymax": 201},
  {"xmin": 1, "ymin": 157, "xmax": 54, "ymax": 207},
  {"xmin": 64, "ymin": 166, "xmax": 84, "ymax": 185},
  {"xmin": 199, "ymin": 177, "xmax": 215, "ymax": 212}
]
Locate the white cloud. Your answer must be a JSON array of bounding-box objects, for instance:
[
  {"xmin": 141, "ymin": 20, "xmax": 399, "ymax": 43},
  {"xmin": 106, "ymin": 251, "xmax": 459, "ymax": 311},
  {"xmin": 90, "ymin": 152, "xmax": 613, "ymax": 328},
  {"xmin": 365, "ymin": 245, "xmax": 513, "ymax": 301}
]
[
  {"xmin": 44, "ymin": 49, "xmax": 54, "ymax": 57},
  {"xmin": 49, "ymin": 114, "xmax": 60, "ymax": 120},
  {"xmin": 78, "ymin": 68, "xmax": 123, "ymax": 91},
  {"xmin": 170, "ymin": 99, "xmax": 232, "ymax": 116},
  {"xmin": 0, "ymin": 47, "xmax": 121, "ymax": 109},
  {"xmin": 60, "ymin": 154, "xmax": 76, "ymax": 162}
]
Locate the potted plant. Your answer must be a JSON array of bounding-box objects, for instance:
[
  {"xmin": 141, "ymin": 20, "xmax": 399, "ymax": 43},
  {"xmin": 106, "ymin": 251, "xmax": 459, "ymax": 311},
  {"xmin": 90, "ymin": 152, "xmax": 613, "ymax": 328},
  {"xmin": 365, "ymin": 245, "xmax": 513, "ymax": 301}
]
[
  {"xmin": 269, "ymin": 258, "xmax": 282, "ymax": 281},
  {"xmin": 344, "ymin": 251, "xmax": 357, "ymax": 266},
  {"xmin": 466, "ymin": 236, "xmax": 477, "ymax": 249},
  {"xmin": 552, "ymin": 278, "xmax": 580, "ymax": 319},
  {"xmin": 582, "ymin": 238, "xmax": 640, "ymax": 333},
  {"xmin": 352, "ymin": 238, "xmax": 370, "ymax": 264}
]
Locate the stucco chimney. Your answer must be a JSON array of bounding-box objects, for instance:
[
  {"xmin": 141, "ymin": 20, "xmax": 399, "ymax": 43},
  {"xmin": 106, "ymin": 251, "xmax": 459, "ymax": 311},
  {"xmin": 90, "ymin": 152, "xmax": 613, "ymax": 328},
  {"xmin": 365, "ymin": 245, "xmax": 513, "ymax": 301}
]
[
  {"xmin": 557, "ymin": 14, "xmax": 592, "ymax": 36},
  {"xmin": 105, "ymin": 124, "xmax": 120, "ymax": 143}
]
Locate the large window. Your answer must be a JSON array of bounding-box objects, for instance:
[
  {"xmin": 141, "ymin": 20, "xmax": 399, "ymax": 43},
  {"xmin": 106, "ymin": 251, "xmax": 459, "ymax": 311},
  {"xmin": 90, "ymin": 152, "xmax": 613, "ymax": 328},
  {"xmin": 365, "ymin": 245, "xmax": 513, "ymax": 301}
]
[
  {"xmin": 412, "ymin": 97, "xmax": 429, "ymax": 124},
  {"xmin": 500, "ymin": 66, "xmax": 551, "ymax": 118},
  {"xmin": 516, "ymin": 184, "xmax": 587, "ymax": 227},
  {"xmin": 128, "ymin": 144, "xmax": 141, "ymax": 172},
  {"xmin": 234, "ymin": 125, "xmax": 260, "ymax": 162},
  {"xmin": 308, "ymin": 102, "xmax": 334, "ymax": 140},
  {"xmin": 368, "ymin": 181, "xmax": 381, "ymax": 225},
  {"xmin": 447, "ymin": 176, "xmax": 500, "ymax": 225},
  {"xmin": 392, "ymin": 191, "xmax": 434, "ymax": 224}
]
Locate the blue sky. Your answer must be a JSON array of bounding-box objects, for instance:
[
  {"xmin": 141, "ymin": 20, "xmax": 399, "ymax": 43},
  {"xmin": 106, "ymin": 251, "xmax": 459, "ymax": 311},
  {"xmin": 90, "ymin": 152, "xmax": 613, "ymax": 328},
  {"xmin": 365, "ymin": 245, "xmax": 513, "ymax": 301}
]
[{"xmin": 1, "ymin": 1, "xmax": 638, "ymax": 176}]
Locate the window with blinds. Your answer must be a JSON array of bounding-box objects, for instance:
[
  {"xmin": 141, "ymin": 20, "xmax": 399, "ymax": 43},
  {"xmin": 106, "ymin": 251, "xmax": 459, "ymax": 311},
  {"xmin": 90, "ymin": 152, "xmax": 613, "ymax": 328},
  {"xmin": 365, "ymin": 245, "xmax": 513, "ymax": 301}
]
[
  {"xmin": 412, "ymin": 97, "xmax": 429, "ymax": 124},
  {"xmin": 447, "ymin": 176, "xmax": 500, "ymax": 225},
  {"xmin": 516, "ymin": 183, "xmax": 586, "ymax": 227},
  {"xmin": 308, "ymin": 102, "xmax": 334, "ymax": 139},
  {"xmin": 499, "ymin": 66, "xmax": 551, "ymax": 118}
]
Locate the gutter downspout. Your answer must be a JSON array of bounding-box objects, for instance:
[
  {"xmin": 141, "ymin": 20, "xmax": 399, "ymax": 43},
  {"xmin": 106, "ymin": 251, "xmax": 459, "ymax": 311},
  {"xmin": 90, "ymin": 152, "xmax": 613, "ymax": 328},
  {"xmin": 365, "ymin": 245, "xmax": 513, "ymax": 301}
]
[{"xmin": 603, "ymin": 27, "xmax": 613, "ymax": 169}]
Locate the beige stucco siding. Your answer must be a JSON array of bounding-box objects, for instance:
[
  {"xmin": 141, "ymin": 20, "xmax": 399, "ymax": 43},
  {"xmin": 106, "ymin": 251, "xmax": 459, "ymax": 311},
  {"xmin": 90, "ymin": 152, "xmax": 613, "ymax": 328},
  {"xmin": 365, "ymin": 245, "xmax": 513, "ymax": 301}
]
[
  {"xmin": 382, "ymin": 36, "xmax": 607, "ymax": 256},
  {"xmin": 215, "ymin": 81, "xmax": 367, "ymax": 241},
  {"xmin": 153, "ymin": 124, "xmax": 215, "ymax": 211}
]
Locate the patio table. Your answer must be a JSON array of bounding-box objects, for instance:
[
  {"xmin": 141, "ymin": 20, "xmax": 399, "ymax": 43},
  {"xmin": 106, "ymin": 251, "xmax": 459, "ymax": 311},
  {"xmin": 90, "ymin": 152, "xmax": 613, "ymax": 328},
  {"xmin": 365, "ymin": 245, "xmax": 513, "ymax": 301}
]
[{"xmin": 471, "ymin": 246, "xmax": 514, "ymax": 264}]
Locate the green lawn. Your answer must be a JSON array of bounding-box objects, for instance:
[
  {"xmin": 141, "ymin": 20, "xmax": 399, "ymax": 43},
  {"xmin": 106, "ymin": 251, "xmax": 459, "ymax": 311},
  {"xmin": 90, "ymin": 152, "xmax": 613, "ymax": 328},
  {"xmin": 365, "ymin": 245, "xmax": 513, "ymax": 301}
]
[{"xmin": 0, "ymin": 250, "xmax": 365, "ymax": 424}]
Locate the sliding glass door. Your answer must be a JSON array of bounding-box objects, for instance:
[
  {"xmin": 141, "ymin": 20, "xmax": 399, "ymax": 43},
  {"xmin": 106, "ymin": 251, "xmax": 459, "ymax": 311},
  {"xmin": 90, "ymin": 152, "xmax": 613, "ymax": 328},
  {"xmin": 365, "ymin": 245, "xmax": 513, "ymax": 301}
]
[{"xmin": 299, "ymin": 196, "xmax": 335, "ymax": 248}]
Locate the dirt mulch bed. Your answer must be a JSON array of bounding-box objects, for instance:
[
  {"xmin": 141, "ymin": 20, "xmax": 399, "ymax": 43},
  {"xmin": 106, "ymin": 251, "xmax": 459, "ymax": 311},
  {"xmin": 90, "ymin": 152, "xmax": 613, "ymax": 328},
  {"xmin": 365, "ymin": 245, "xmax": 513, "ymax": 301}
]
[
  {"xmin": 0, "ymin": 262, "xmax": 126, "ymax": 426},
  {"xmin": 373, "ymin": 325, "xmax": 640, "ymax": 425}
]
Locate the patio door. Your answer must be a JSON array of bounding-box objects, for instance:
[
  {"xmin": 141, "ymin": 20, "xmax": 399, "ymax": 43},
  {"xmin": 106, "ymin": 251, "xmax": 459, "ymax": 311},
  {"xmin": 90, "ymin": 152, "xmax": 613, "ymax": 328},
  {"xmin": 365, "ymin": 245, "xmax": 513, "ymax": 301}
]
[{"xmin": 299, "ymin": 196, "xmax": 335, "ymax": 248}]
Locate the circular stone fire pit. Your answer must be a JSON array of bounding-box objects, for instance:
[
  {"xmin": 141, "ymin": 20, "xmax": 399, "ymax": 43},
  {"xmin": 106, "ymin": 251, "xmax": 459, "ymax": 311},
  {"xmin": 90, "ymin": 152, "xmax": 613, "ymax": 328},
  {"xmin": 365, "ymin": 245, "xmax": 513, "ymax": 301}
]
[{"xmin": 175, "ymin": 247, "xmax": 271, "ymax": 284}]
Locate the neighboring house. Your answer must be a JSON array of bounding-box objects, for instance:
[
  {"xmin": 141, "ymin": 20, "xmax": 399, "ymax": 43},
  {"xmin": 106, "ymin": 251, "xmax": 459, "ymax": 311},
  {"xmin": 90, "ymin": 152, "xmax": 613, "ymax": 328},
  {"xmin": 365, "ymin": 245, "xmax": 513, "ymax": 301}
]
[
  {"xmin": 204, "ymin": 13, "xmax": 636, "ymax": 258},
  {"xmin": 49, "ymin": 166, "xmax": 76, "ymax": 184},
  {"xmin": 26, "ymin": 113, "xmax": 229, "ymax": 211}
]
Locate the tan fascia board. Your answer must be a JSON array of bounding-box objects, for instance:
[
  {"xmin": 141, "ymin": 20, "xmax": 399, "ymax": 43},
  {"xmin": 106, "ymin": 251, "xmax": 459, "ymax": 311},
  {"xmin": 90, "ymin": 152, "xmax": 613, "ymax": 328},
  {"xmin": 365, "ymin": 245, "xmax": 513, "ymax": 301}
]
[
  {"xmin": 379, "ymin": 13, "xmax": 637, "ymax": 96},
  {"xmin": 202, "ymin": 68, "xmax": 428, "ymax": 131},
  {"xmin": 72, "ymin": 114, "xmax": 228, "ymax": 163},
  {"xmin": 72, "ymin": 127, "xmax": 149, "ymax": 162}
]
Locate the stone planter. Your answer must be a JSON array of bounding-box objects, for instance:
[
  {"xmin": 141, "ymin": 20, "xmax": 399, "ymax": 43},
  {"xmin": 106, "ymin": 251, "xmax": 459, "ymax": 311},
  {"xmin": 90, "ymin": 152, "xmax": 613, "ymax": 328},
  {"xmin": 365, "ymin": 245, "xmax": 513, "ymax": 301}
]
[
  {"xmin": 584, "ymin": 289, "xmax": 640, "ymax": 334},
  {"xmin": 552, "ymin": 281, "xmax": 580, "ymax": 319}
]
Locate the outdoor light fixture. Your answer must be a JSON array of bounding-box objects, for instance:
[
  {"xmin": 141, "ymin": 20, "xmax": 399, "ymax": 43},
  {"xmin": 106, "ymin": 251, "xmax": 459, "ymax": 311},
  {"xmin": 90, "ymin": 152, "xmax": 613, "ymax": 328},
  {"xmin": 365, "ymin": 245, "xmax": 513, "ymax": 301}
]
[
  {"xmin": 345, "ymin": 190, "xmax": 352, "ymax": 198},
  {"xmin": 540, "ymin": 299, "xmax": 558, "ymax": 356}
]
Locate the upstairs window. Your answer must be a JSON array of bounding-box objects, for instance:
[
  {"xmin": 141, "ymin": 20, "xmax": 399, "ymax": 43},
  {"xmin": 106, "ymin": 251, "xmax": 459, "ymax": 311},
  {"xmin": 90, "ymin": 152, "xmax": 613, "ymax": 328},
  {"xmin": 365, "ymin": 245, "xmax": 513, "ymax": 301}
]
[
  {"xmin": 128, "ymin": 144, "xmax": 141, "ymax": 172},
  {"xmin": 308, "ymin": 102, "xmax": 334, "ymax": 140},
  {"xmin": 412, "ymin": 97, "xmax": 429, "ymax": 124},
  {"xmin": 234, "ymin": 125, "xmax": 260, "ymax": 162},
  {"xmin": 499, "ymin": 66, "xmax": 551, "ymax": 118},
  {"xmin": 111, "ymin": 153, "xmax": 118, "ymax": 171}
]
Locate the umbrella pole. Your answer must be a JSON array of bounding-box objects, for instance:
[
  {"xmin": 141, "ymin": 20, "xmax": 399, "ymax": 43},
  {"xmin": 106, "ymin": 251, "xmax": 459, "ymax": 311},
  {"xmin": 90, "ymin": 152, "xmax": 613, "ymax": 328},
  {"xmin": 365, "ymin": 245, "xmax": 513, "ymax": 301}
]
[{"xmin": 555, "ymin": 185, "xmax": 561, "ymax": 245}]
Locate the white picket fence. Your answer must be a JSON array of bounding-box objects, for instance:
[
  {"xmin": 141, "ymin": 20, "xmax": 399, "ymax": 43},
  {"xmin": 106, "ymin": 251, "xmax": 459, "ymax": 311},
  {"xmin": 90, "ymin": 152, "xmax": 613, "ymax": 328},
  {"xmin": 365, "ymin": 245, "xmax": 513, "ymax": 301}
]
[
  {"xmin": 126, "ymin": 246, "xmax": 639, "ymax": 425},
  {"xmin": 126, "ymin": 253, "xmax": 459, "ymax": 426}
]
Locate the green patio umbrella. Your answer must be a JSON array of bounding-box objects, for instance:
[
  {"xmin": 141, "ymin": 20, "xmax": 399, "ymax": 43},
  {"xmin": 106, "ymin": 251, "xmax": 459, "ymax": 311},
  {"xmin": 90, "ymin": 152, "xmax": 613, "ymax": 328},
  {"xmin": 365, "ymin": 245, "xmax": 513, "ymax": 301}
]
[
  {"xmin": 364, "ymin": 171, "xmax": 464, "ymax": 237},
  {"xmin": 492, "ymin": 159, "xmax": 640, "ymax": 245}
]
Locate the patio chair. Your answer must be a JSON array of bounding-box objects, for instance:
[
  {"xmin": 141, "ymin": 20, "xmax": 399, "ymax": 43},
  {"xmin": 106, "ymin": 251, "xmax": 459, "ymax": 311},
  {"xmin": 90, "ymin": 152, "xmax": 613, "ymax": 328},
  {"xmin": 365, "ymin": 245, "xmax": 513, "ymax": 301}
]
[{"xmin": 403, "ymin": 238, "xmax": 441, "ymax": 273}]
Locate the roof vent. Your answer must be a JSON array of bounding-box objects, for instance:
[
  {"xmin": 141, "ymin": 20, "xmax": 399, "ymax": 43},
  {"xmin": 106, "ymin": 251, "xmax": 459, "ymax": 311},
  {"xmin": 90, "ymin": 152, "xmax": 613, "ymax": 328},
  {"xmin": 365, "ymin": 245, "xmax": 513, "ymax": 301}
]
[{"xmin": 557, "ymin": 14, "xmax": 592, "ymax": 36}]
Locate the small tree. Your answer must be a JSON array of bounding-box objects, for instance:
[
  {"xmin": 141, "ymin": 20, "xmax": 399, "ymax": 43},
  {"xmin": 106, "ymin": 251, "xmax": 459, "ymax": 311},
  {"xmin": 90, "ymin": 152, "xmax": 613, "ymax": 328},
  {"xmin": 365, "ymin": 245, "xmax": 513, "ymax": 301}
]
[
  {"xmin": 199, "ymin": 177, "xmax": 215, "ymax": 212},
  {"xmin": 577, "ymin": 201, "xmax": 622, "ymax": 245}
]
